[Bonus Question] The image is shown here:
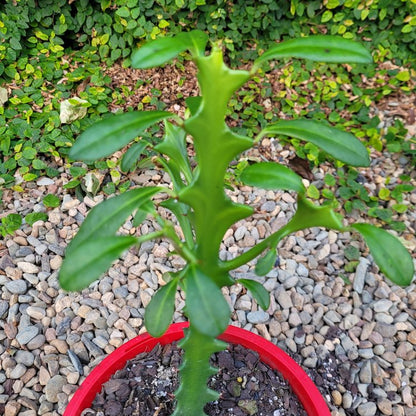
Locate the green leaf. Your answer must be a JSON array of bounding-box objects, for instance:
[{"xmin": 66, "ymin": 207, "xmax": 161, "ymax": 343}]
[
  {"xmin": 307, "ymin": 184, "xmax": 320, "ymax": 199},
  {"xmin": 2, "ymin": 213, "xmax": 22, "ymax": 233},
  {"xmin": 185, "ymin": 267, "xmax": 230, "ymax": 337},
  {"xmin": 132, "ymin": 201, "xmax": 155, "ymax": 227},
  {"xmin": 185, "ymin": 96, "xmax": 202, "ymax": 115},
  {"xmin": 25, "ymin": 212, "xmax": 48, "ymax": 225},
  {"xmin": 145, "ymin": 278, "xmax": 178, "ymax": 337},
  {"xmin": 255, "ymin": 249, "xmax": 277, "ymax": 276},
  {"xmin": 351, "ymin": 223, "xmax": 414, "ymax": 286},
  {"xmin": 131, "ymin": 30, "xmax": 208, "ymax": 69},
  {"xmin": 154, "ymin": 121, "xmax": 192, "ymax": 182},
  {"xmin": 120, "ymin": 140, "xmax": 149, "ymax": 173},
  {"xmin": 69, "ymin": 111, "xmax": 172, "ymax": 163},
  {"xmin": 240, "ymin": 162, "xmax": 305, "ymax": 193},
  {"xmin": 66, "ymin": 187, "xmax": 161, "ymax": 255},
  {"xmin": 287, "ymin": 195, "xmax": 344, "ymax": 233},
  {"xmin": 237, "ymin": 279, "xmax": 270, "ymax": 311},
  {"xmin": 260, "ymin": 119, "xmax": 370, "ymax": 167},
  {"xmin": 255, "ymin": 35, "xmax": 372, "ymax": 66},
  {"xmin": 59, "ymin": 236, "xmax": 137, "ymax": 291},
  {"xmin": 43, "ymin": 194, "xmax": 60, "ymax": 208}
]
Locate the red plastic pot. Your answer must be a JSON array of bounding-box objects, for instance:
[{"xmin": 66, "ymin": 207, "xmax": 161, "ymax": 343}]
[{"xmin": 64, "ymin": 322, "xmax": 330, "ymax": 416}]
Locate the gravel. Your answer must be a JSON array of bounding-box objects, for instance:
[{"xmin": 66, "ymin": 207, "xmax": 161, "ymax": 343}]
[{"xmin": 0, "ymin": 128, "xmax": 415, "ymax": 415}]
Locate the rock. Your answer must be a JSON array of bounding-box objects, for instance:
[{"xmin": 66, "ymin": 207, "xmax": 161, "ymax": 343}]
[
  {"xmin": 331, "ymin": 390, "xmax": 343, "ymax": 406},
  {"xmin": 9, "ymin": 364, "xmax": 27, "ymax": 379},
  {"xmin": 26, "ymin": 334, "xmax": 46, "ymax": 350},
  {"xmin": 59, "ymin": 97, "xmax": 88, "ymax": 124},
  {"xmin": 0, "ymin": 300, "xmax": 9, "ymax": 318},
  {"xmin": 377, "ymin": 398, "xmax": 392, "ymax": 415},
  {"xmin": 16, "ymin": 326, "xmax": 39, "ymax": 345},
  {"xmin": 275, "ymin": 290, "xmax": 293, "ymax": 309},
  {"xmin": 247, "ymin": 310, "xmax": 269, "ymax": 324},
  {"xmin": 15, "ymin": 351, "xmax": 35, "ymax": 366},
  {"xmin": 357, "ymin": 401, "xmax": 377, "ymax": 416},
  {"xmin": 45, "ymin": 375, "xmax": 66, "ymax": 403},
  {"xmin": 17, "ymin": 262, "xmax": 39, "ymax": 274},
  {"xmin": 26, "ymin": 306, "xmax": 46, "ymax": 320},
  {"xmin": 5, "ymin": 279, "xmax": 28, "ymax": 295},
  {"xmin": 4, "ymin": 401, "xmax": 21, "ymax": 416},
  {"xmin": 353, "ymin": 258, "xmax": 369, "ymax": 294}
]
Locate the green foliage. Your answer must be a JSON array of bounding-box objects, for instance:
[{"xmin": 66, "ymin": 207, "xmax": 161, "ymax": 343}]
[
  {"xmin": 0, "ymin": 213, "xmax": 22, "ymax": 237},
  {"xmin": 59, "ymin": 33, "xmax": 413, "ymax": 415}
]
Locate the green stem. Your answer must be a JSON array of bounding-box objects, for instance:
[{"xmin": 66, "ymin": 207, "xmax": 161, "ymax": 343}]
[
  {"xmin": 220, "ymin": 225, "xmax": 291, "ymax": 272},
  {"xmin": 173, "ymin": 324, "xmax": 227, "ymax": 416}
]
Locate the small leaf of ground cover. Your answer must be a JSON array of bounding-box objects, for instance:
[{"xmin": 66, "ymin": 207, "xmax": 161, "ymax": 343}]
[{"xmin": 43, "ymin": 194, "xmax": 60, "ymax": 208}]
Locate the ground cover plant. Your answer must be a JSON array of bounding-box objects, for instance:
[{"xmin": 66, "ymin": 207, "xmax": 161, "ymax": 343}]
[
  {"xmin": 59, "ymin": 31, "xmax": 414, "ymax": 415},
  {"xmin": 1, "ymin": 1, "xmax": 415, "ymax": 238}
]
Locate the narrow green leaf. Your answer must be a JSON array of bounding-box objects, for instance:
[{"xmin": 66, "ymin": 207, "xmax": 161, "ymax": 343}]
[
  {"xmin": 66, "ymin": 187, "xmax": 161, "ymax": 255},
  {"xmin": 145, "ymin": 278, "xmax": 178, "ymax": 337},
  {"xmin": 59, "ymin": 236, "xmax": 137, "ymax": 291},
  {"xmin": 255, "ymin": 35, "xmax": 372, "ymax": 66},
  {"xmin": 154, "ymin": 121, "xmax": 192, "ymax": 182},
  {"xmin": 185, "ymin": 267, "xmax": 230, "ymax": 337},
  {"xmin": 120, "ymin": 140, "xmax": 149, "ymax": 173},
  {"xmin": 69, "ymin": 111, "xmax": 172, "ymax": 163},
  {"xmin": 131, "ymin": 30, "xmax": 208, "ymax": 69},
  {"xmin": 238, "ymin": 279, "xmax": 270, "ymax": 310},
  {"xmin": 260, "ymin": 119, "xmax": 370, "ymax": 167},
  {"xmin": 240, "ymin": 162, "xmax": 305, "ymax": 193},
  {"xmin": 351, "ymin": 223, "xmax": 414, "ymax": 286},
  {"xmin": 254, "ymin": 250, "xmax": 277, "ymax": 276},
  {"xmin": 132, "ymin": 201, "xmax": 155, "ymax": 227}
]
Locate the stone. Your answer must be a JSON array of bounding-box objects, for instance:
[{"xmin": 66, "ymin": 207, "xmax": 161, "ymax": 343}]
[
  {"xmin": 26, "ymin": 334, "xmax": 46, "ymax": 350},
  {"xmin": 9, "ymin": 364, "xmax": 27, "ymax": 379},
  {"xmin": 59, "ymin": 97, "xmax": 88, "ymax": 124},
  {"xmin": 16, "ymin": 326, "xmax": 39, "ymax": 345},
  {"xmin": 331, "ymin": 390, "xmax": 342, "ymax": 406},
  {"xmin": 378, "ymin": 398, "xmax": 393, "ymax": 415},
  {"xmin": 15, "ymin": 351, "xmax": 35, "ymax": 367},
  {"xmin": 5, "ymin": 401, "xmax": 21, "ymax": 416},
  {"xmin": 5, "ymin": 279, "xmax": 28, "ymax": 295},
  {"xmin": 26, "ymin": 306, "xmax": 46, "ymax": 320},
  {"xmin": 353, "ymin": 258, "xmax": 369, "ymax": 294},
  {"xmin": 275, "ymin": 290, "xmax": 293, "ymax": 309},
  {"xmin": 247, "ymin": 310, "xmax": 269, "ymax": 324},
  {"xmin": 17, "ymin": 262, "xmax": 39, "ymax": 274},
  {"xmin": 45, "ymin": 375, "xmax": 66, "ymax": 403},
  {"xmin": 358, "ymin": 402, "xmax": 377, "ymax": 416}
]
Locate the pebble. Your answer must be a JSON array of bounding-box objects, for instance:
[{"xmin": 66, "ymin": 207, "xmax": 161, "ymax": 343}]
[
  {"xmin": 0, "ymin": 152, "xmax": 414, "ymax": 416},
  {"xmin": 5, "ymin": 280, "xmax": 28, "ymax": 295},
  {"xmin": 17, "ymin": 261, "xmax": 39, "ymax": 274},
  {"xmin": 45, "ymin": 375, "xmax": 66, "ymax": 403},
  {"xmin": 247, "ymin": 310, "xmax": 269, "ymax": 324},
  {"xmin": 16, "ymin": 326, "xmax": 40, "ymax": 345},
  {"xmin": 358, "ymin": 401, "xmax": 377, "ymax": 416}
]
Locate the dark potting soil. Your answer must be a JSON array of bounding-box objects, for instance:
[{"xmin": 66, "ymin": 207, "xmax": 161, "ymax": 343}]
[{"xmin": 81, "ymin": 342, "xmax": 308, "ymax": 416}]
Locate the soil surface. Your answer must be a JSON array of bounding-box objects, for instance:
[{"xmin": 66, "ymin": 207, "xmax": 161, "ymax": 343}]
[{"xmin": 81, "ymin": 342, "xmax": 310, "ymax": 416}]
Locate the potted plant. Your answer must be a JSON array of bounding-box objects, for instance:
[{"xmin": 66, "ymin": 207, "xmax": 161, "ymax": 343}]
[{"xmin": 59, "ymin": 31, "xmax": 414, "ymax": 415}]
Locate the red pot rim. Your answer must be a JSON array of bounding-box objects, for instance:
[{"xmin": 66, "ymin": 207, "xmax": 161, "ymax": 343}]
[{"xmin": 64, "ymin": 322, "xmax": 330, "ymax": 416}]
